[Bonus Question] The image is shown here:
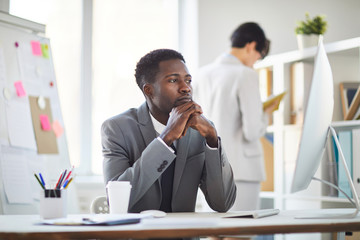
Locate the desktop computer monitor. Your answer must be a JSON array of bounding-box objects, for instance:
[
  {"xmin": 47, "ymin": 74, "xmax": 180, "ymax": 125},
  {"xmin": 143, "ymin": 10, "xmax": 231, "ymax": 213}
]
[{"xmin": 290, "ymin": 39, "xmax": 359, "ymax": 218}]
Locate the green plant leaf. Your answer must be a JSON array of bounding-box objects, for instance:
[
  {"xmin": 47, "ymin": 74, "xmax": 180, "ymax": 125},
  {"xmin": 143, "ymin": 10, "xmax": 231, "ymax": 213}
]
[{"xmin": 295, "ymin": 13, "xmax": 327, "ymax": 35}]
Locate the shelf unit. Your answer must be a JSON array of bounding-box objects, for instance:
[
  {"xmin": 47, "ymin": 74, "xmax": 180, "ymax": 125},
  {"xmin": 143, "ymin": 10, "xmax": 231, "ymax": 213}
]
[{"xmin": 254, "ymin": 37, "xmax": 360, "ymax": 212}]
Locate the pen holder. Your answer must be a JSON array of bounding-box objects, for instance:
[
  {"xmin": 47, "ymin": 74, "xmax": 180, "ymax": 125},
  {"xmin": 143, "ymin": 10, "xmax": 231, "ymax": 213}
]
[{"xmin": 39, "ymin": 189, "xmax": 67, "ymax": 219}]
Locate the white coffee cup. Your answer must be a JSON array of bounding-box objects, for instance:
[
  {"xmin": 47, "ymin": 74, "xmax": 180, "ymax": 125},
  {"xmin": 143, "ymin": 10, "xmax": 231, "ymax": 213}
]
[{"xmin": 106, "ymin": 181, "xmax": 131, "ymax": 214}]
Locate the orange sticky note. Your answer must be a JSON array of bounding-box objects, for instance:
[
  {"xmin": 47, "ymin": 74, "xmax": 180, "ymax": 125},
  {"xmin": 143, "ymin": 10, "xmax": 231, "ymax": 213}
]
[
  {"xmin": 52, "ymin": 120, "xmax": 64, "ymax": 138},
  {"xmin": 14, "ymin": 81, "xmax": 26, "ymax": 97},
  {"xmin": 39, "ymin": 114, "xmax": 51, "ymax": 131},
  {"xmin": 31, "ymin": 41, "xmax": 42, "ymax": 56}
]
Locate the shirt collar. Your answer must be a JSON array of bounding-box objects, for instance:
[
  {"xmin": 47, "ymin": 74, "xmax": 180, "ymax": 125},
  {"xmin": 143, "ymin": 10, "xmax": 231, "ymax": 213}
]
[{"xmin": 149, "ymin": 112, "xmax": 166, "ymax": 135}]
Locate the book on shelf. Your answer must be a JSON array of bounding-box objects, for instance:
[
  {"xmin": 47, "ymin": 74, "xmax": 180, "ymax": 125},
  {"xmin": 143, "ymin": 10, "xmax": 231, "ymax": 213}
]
[
  {"xmin": 352, "ymin": 128, "xmax": 360, "ymax": 196},
  {"xmin": 329, "ymin": 128, "xmax": 360, "ymax": 198},
  {"xmin": 290, "ymin": 62, "xmax": 313, "ymax": 124},
  {"xmin": 323, "ymin": 135, "xmax": 338, "ymax": 197},
  {"xmin": 337, "ymin": 130, "xmax": 353, "ymax": 199},
  {"xmin": 258, "ymin": 68, "xmax": 273, "ymax": 125},
  {"xmin": 260, "ymin": 136, "xmax": 274, "ymax": 192}
]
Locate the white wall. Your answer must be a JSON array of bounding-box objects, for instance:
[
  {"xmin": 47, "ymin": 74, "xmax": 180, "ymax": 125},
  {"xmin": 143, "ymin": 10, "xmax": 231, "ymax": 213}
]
[{"xmin": 196, "ymin": 0, "xmax": 360, "ymax": 67}]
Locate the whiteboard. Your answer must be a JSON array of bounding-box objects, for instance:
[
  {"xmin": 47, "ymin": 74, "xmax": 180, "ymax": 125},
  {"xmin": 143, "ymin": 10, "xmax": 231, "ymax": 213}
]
[{"xmin": 0, "ymin": 13, "xmax": 77, "ymax": 214}]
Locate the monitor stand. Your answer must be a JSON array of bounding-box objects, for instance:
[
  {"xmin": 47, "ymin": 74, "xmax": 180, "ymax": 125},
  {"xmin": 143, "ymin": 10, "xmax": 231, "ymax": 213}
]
[{"xmin": 295, "ymin": 126, "xmax": 360, "ymax": 219}]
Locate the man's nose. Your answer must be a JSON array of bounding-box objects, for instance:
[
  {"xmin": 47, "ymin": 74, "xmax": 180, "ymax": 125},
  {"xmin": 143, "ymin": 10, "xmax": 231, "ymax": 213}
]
[{"xmin": 179, "ymin": 80, "xmax": 191, "ymax": 93}]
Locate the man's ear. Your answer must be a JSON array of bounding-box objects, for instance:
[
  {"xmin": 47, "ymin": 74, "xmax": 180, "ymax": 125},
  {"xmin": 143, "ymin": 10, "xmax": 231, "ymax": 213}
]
[
  {"xmin": 143, "ymin": 84, "xmax": 153, "ymax": 98},
  {"xmin": 247, "ymin": 41, "xmax": 257, "ymax": 52}
]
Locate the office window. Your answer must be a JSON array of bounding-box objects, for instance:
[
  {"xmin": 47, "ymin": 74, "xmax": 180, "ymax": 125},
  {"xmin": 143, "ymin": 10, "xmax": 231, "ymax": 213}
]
[
  {"xmin": 9, "ymin": 0, "xmax": 82, "ymax": 167},
  {"xmin": 10, "ymin": 0, "xmax": 179, "ymax": 175},
  {"xmin": 91, "ymin": 0, "xmax": 179, "ymax": 174}
]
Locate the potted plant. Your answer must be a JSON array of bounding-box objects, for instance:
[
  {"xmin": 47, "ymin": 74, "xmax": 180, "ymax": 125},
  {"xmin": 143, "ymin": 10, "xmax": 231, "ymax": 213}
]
[{"xmin": 295, "ymin": 13, "xmax": 327, "ymax": 50}]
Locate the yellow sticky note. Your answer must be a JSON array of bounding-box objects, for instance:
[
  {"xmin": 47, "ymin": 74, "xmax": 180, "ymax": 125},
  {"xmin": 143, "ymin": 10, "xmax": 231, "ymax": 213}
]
[{"xmin": 41, "ymin": 44, "xmax": 49, "ymax": 59}]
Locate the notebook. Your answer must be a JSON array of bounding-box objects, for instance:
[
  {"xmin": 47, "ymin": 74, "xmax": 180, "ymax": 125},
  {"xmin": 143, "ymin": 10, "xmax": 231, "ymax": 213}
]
[{"xmin": 223, "ymin": 208, "xmax": 280, "ymax": 219}]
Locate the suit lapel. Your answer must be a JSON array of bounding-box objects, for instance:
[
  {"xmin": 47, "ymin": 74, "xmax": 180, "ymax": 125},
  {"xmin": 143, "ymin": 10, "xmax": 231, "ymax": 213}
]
[
  {"xmin": 173, "ymin": 129, "xmax": 191, "ymax": 196},
  {"xmin": 137, "ymin": 102, "xmax": 190, "ymax": 199},
  {"xmin": 137, "ymin": 103, "xmax": 157, "ymax": 146}
]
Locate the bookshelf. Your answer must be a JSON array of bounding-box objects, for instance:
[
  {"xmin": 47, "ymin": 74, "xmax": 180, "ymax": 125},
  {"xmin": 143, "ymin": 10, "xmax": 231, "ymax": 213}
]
[{"xmin": 254, "ymin": 37, "xmax": 360, "ymax": 212}]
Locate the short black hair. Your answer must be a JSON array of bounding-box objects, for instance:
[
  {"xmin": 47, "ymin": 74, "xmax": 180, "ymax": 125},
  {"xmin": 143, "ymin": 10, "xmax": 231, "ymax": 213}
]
[
  {"xmin": 135, "ymin": 49, "xmax": 185, "ymax": 91},
  {"xmin": 230, "ymin": 22, "xmax": 270, "ymax": 59}
]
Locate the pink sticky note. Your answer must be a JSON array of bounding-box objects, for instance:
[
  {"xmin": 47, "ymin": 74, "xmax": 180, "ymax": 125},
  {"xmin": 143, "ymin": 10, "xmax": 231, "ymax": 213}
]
[
  {"xmin": 39, "ymin": 114, "xmax": 51, "ymax": 131},
  {"xmin": 14, "ymin": 81, "xmax": 26, "ymax": 97},
  {"xmin": 52, "ymin": 120, "xmax": 64, "ymax": 138},
  {"xmin": 31, "ymin": 41, "xmax": 42, "ymax": 56}
]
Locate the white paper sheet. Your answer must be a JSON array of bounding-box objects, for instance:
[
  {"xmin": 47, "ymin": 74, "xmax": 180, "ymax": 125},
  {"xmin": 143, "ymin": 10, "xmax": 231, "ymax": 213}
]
[
  {"xmin": 0, "ymin": 91, "xmax": 9, "ymax": 145},
  {"xmin": 0, "ymin": 151, "xmax": 32, "ymax": 203},
  {"xmin": 39, "ymin": 213, "xmax": 151, "ymax": 225},
  {"xmin": 0, "ymin": 47, "xmax": 6, "ymax": 82},
  {"xmin": 5, "ymin": 100, "xmax": 37, "ymax": 150}
]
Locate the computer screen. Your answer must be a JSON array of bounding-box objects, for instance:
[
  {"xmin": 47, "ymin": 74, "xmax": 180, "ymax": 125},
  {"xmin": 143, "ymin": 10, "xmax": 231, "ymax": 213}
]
[
  {"xmin": 290, "ymin": 39, "xmax": 360, "ymax": 218},
  {"xmin": 290, "ymin": 39, "xmax": 334, "ymax": 193}
]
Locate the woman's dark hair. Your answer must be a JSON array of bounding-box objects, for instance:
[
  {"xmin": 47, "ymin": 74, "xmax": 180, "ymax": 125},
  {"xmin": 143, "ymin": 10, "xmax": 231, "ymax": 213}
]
[
  {"xmin": 230, "ymin": 22, "xmax": 270, "ymax": 59},
  {"xmin": 135, "ymin": 49, "xmax": 185, "ymax": 91}
]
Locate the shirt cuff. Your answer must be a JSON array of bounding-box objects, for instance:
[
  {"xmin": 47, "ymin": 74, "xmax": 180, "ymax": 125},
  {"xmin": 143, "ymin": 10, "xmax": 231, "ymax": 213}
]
[
  {"xmin": 157, "ymin": 136, "xmax": 175, "ymax": 154},
  {"xmin": 206, "ymin": 138, "xmax": 219, "ymax": 150}
]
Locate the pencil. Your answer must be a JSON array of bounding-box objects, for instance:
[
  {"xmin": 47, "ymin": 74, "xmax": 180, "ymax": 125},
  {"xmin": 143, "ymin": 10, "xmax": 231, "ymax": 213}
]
[{"xmin": 34, "ymin": 173, "xmax": 45, "ymax": 190}]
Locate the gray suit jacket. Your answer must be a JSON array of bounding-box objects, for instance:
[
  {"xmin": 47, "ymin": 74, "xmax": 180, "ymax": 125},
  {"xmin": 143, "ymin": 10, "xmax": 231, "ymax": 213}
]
[{"xmin": 101, "ymin": 102, "xmax": 236, "ymax": 213}]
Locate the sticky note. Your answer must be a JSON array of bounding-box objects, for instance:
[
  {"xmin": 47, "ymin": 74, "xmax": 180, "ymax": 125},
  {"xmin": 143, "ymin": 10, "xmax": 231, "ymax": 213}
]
[
  {"xmin": 31, "ymin": 41, "xmax": 42, "ymax": 56},
  {"xmin": 39, "ymin": 114, "xmax": 51, "ymax": 131},
  {"xmin": 14, "ymin": 81, "xmax": 26, "ymax": 97},
  {"xmin": 52, "ymin": 120, "xmax": 64, "ymax": 138},
  {"xmin": 41, "ymin": 44, "xmax": 49, "ymax": 59}
]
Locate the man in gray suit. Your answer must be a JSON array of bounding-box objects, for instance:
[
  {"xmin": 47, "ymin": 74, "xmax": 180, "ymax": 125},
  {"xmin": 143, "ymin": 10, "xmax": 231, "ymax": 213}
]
[{"xmin": 101, "ymin": 49, "xmax": 236, "ymax": 214}]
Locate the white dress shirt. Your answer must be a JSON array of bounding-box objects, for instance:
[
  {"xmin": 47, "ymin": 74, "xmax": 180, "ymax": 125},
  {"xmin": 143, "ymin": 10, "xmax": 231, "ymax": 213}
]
[{"xmin": 149, "ymin": 112, "xmax": 175, "ymax": 153}]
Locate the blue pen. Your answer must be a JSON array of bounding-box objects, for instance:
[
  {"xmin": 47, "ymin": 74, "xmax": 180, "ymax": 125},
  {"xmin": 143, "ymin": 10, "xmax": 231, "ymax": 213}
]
[
  {"xmin": 61, "ymin": 179, "xmax": 69, "ymax": 189},
  {"xmin": 39, "ymin": 173, "xmax": 46, "ymax": 188}
]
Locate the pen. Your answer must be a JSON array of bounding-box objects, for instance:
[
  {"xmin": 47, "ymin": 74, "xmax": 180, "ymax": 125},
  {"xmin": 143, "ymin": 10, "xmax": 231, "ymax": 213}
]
[
  {"xmin": 39, "ymin": 173, "xmax": 46, "ymax": 188},
  {"xmin": 64, "ymin": 165, "xmax": 74, "ymax": 182},
  {"xmin": 56, "ymin": 170, "xmax": 67, "ymax": 189},
  {"xmin": 55, "ymin": 171, "xmax": 64, "ymax": 189},
  {"xmin": 34, "ymin": 173, "xmax": 45, "ymax": 190},
  {"xmin": 64, "ymin": 177, "xmax": 73, "ymax": 189},
  {"xmin": 61, "ymin": 179, "xmax": 69, "ymax": 189}
]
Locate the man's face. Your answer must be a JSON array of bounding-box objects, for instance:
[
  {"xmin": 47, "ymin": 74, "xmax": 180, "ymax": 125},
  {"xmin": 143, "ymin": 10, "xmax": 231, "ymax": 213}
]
[{"xmin": 149, "ymin": 58, "xmax": 192, "ymax": 115}]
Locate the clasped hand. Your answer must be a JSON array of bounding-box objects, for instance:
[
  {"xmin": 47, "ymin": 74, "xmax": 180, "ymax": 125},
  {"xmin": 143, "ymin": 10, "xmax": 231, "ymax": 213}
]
[{"xmin": 159, "ymin": 101, "xmax": 218, "ymax": 148}]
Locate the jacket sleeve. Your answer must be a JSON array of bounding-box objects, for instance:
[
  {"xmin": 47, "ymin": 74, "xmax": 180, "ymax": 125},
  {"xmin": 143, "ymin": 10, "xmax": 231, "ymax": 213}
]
[
  {"xmin": 200, "ymin": 137, "xmax": 237, "ymax": 212},
  {"xmin": 101, "ymin": 118, "xmax": 176, "ymax": 210},
  {"xmin": 238, "ymin": 69, "xmax": 269, "ymax": 142}
]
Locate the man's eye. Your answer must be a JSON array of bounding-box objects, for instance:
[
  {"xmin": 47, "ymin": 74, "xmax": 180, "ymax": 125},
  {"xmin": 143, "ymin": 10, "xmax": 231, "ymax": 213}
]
[
  {"xmin": 186, "ymin": 79, "xmax": 192, "ymax": 84},
  {"xmin": 169, "ymin": 79, "xmax": 177, "ymax": 83}
]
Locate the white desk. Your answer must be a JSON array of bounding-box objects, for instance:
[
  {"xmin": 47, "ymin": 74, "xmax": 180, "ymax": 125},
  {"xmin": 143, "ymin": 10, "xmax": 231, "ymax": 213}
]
[{"xmin": 0, "ymin": 209, "xmax": 359, "ymax": 239}]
